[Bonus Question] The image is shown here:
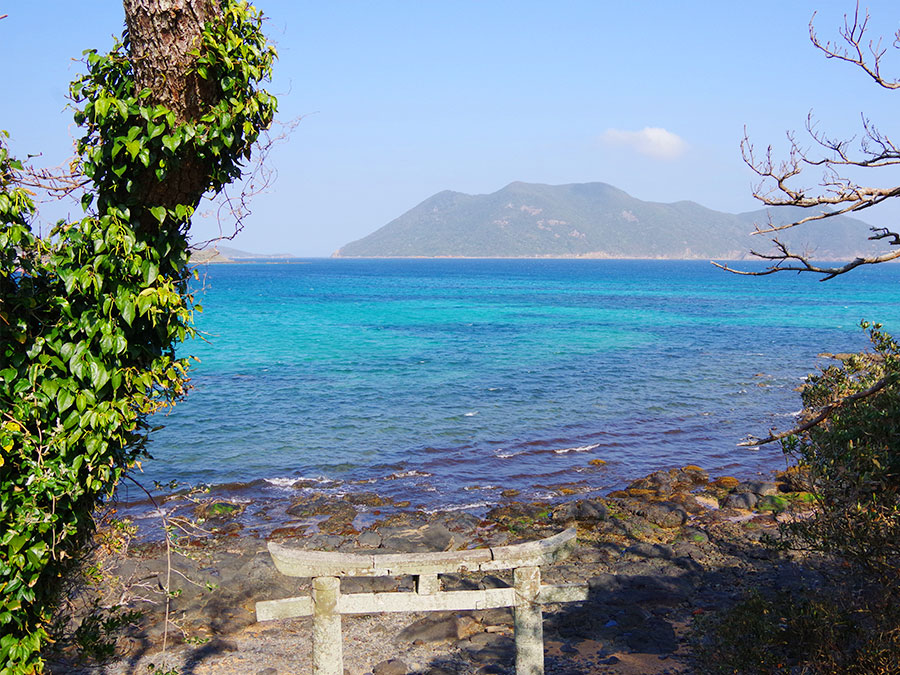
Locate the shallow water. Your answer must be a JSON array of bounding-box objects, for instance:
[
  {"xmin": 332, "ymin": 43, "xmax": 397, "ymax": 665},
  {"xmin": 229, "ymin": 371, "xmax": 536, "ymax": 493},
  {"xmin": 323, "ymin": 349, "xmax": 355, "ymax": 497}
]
[{"xmin": 125, "ymin": 258, "xmax": 900, "ymax": 514}]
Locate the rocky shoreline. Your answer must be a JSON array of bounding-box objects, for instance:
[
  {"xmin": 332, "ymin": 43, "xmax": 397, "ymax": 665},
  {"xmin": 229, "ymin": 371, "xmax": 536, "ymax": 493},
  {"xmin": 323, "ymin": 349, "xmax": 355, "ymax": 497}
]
[{"xmin": 48, "ymin": 465, "xmax": 826, "ymax": 675}]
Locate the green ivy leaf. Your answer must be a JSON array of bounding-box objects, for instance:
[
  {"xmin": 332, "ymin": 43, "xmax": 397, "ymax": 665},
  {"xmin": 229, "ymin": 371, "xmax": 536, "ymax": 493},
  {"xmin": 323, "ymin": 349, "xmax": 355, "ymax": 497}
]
[{"xmin": 149, "ymin": 206, "xmax": 167, "ymax": 224}]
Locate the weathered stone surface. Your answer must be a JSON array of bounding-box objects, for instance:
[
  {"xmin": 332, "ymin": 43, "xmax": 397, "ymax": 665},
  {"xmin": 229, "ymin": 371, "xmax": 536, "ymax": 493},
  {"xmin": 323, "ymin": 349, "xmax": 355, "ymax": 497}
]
[
  {"xmin": 396, "ymin": 613, "xmax": 465, "ymax": 644},
  {"xmin": 620, "ymin": 499, "xmax": 688, "ymax": 528},
  {"xmin": 723, "ymin": 492, "xmax": 758, "ymax": 510},
  {"xmin": 346, "ymin": 492, "xmax": 390, "ymax": 507},
  {"xmin": 380, "ymin": 523, "xmax": 456, "ymax": 553},
  {"xmin": 372, "ymin": 659, "xmax": 409, "ymax": 675},
  {"xmin": 624, "ymin": 542, "xmax": 675, "ymax": 560},
  {"xmin": 357, "ymin": 530, "xmax": 382, "ymax": 548},
  {"xmin": 475, "ymin": 607, "xmax": 514, "ymax": 626},
  {"xmin": 623, "ymin": 615, "xmax": 678, "ymax": 653},
  {"xmin": 576, "ymin": 499, "xmax": 609, "ymax": 521},
  {"xmin": 464, "ymin": 633, "xmax": 515, "ymax": 663},
  {"xmin": 736, "ymin": 480, "xmax": 779, "ymax": 496}
]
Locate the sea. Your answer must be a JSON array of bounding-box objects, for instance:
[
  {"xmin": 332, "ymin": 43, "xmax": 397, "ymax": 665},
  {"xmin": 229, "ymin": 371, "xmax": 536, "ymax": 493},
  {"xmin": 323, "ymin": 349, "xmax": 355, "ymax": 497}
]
[{"xmin": 122, "ymin": 258, "xmax": 900, "ymax": 525}]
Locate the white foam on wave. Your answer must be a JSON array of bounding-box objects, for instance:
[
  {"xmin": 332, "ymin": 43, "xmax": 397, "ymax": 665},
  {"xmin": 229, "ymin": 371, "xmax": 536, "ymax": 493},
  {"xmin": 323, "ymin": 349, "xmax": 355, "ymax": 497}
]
[
  {"xmin": 424, "ymin": 501, "xmax": 492, "ymax": 514},
  {"xmin": 135, "ymin": 507, "xmax": 174, "ymax": 520},
  {"xmin": 553, "ymin": 443, "xmax": 601, "ymax": 454},
  {"xmin": 263, "ymin": 477, "xmax": 299, "ymax": 488},
  {"xmin": 264, "ymin": 475, "xmax": 334, "ymax": 489},
  {"xmin": 385, "ymin": 469, "xmax": 433, "ymax": 480},
  {"xmin": 463, "ymin": 411, "xmax": 479, "ymax": 417}
]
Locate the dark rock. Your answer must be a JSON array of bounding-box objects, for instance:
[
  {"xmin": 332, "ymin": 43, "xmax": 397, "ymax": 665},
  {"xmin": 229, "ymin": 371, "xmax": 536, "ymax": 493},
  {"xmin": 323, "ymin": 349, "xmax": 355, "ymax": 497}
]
[
  {"xmin": 286, "ymin": 496, "xmax": 357, "ymax": 520},
  {"xmin": 373, "ymin": 659, "xmax": 409, "ymax": 675},
  {"xmin": 465, "ymin": 633, "xmax": 515, "ymax": 664},
  {"xmin": 381, "ymin": 522, "xmax": 456, "ymax": 552},
  {"xmin": 485, "ymin": 502, "xmax": 551, "ymax": 527},
  {"xmin": 340, "ymin": 576, "xmax": 396, "ymax": 594},
  {"xmin": 678, "ymin": 527, "xmax": 709, "ymax": 544},
  {"xmin": 722, "ymin": 492, "xmax": 758, "ymax": 510},
  {"xmin": 734, "ymin": 481, "xmax": 778, "ymax": 497},
  {"xmin": 479, "ymin": 575, "xmax": 510, "ymax": 589},
  {"xmin": 475, "ymin": 666, "xmax": 507, "ymax": 675},
  {"xmin": 624, "ymin": 616, "xmax": 677, "ymax": 653},
  {"xmin": 619, "ymin": 499, "xmax": 687, "ymax": 528},
  {"xmin": 647, "ymin": 503, "xmax": 688, "ymax": 528},
  {"xmin": 396, "ymin": 613, "xmax": 466, "ymax": 643},
  {"xmin": 346, "ymin": 491, "xmax": 390, "ymax": 507},
  {"xmin": 194, "ymin": 500, "xmax": 246, "ymax": 521},
  {"xmin": 625, "ymin": 542, "xmax": 674, "ymax": 560},
  {"xmin": 437, "ymin": 511, "xmax": 482, "ymax": 532},
  {"xmin": 357, "ymin": 530, "xmax": 382, "ymax": 548},
  {"xmin": 476, "ymin": 607, "xmax": 514, "ymax": 626},
  {"xmin": 441, "ymin": 573, "xmax": 480, "ymax": 591},
  {"xmin": 551, "ymin": 502, "xmax": 580, "ymax": 522},
  {"xmin": 588, "ymin": 573, "xmax": 622, "ymax": 594},
  {"xmin": 630, "ymin": 470, "xmax": 676, "ymax": 495},
  {"xmin": 667, "ymin": 492, "xmax": 706, "ymax": 515},
  {"xmin": 305, "ymin": 534, "xmax": 344, "ymax": 550},
  {"xmin": 576, "ymin": 499, "xmax": 609, "ymax": 521}
]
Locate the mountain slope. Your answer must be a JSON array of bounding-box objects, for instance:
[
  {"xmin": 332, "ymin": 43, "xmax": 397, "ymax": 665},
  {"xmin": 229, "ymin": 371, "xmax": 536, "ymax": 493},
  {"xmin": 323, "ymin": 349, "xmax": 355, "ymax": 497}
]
[{"xmin": 335, "ymin": 182, "xmax": 879, "ymax": 259}]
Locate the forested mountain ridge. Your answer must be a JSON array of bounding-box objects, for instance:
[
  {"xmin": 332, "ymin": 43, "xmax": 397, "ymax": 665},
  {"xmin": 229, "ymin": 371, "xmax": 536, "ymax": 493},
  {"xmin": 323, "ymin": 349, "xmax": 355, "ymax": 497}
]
[{"xmin": 334, "ymin": 181, "xmax": 878, "ymax": 259}]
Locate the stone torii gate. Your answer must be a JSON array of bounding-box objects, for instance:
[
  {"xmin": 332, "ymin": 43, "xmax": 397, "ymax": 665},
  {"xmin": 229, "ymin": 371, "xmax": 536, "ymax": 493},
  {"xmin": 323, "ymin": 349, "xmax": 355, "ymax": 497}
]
[{"xmin": 256, "ymin": 527, "xmax": 589, "ymax": 675}]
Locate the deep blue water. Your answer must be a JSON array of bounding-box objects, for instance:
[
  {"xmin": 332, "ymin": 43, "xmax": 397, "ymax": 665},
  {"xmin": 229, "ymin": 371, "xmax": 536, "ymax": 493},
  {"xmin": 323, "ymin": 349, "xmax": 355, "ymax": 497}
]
[{"xmin": 136, "ymin": 259, "xmax": 900, "ymax": 511}]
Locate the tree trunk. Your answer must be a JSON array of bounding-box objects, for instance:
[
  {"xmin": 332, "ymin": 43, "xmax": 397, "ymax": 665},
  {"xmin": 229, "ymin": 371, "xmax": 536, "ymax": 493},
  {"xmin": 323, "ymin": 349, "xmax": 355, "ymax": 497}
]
[{"xmin": 122, "ymin": 0, "xmax": 221, "ymax": 217}]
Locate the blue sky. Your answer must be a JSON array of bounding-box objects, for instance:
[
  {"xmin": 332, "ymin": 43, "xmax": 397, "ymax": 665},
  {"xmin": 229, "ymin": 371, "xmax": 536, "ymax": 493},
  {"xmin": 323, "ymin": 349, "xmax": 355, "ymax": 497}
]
[{"xmin": 3, "ymin": 1, "xmax": 900, "ymax": 255}]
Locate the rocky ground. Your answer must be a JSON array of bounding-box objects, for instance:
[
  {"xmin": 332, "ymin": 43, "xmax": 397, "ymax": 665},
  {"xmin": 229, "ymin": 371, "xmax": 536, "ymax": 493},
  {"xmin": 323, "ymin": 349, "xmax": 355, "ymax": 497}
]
[{"xmin": 46, "ymin": 465, "xmax": 827, "ymax": 675}]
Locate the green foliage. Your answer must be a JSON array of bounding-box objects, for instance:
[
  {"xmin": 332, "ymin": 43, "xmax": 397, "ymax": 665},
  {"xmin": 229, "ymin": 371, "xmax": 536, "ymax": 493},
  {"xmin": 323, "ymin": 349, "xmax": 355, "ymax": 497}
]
[
  {"xmin": 0, "ymin": 3, "xmax": 276, "ymax": 672},
  {"xmin": 693, "ymin": 586, "xmax": 900, "ymax": 674},
  {"xmin": 781, "ymin": 322, "xmax": 900, "ymax": 578}
]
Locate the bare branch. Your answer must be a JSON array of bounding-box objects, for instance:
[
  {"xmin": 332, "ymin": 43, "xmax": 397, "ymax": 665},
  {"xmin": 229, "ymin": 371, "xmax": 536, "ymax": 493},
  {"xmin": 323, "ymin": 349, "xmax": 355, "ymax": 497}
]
[
  {"xmin": 810, "ymin": 2, "xmax": 900, "ymax": 89},
  {"xmin": 190, "ymin": 115, "xmax": 302, "ymax": 251},
  {"xmin": 713, "ymin": 232, "xmax": 900, "ymax": 281},
  {"xmin": 738, "ymin": 373, "xmax": 895, "ymax": 446},
  {"xmin": 18, "ymin": 161, "xmax": 89, "ymax": 204}
]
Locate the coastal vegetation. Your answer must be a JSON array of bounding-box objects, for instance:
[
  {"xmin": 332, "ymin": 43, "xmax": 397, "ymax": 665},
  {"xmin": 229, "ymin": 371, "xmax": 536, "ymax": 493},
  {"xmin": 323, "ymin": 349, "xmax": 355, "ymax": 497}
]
[
  {"xmin": 0, "ymin": 1, "xmax": 276, "ymax": 672},
  {"xmin": 697, "ymin": 5, "xmax": 900, "ymax": 672}
]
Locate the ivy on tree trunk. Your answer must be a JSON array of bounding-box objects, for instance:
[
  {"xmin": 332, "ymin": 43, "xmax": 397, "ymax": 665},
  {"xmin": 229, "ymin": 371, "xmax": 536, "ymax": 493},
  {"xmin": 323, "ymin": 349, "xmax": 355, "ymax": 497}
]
[{"xmin": 0, "ymin": 2, "xmax": 276, "ymax": 672}]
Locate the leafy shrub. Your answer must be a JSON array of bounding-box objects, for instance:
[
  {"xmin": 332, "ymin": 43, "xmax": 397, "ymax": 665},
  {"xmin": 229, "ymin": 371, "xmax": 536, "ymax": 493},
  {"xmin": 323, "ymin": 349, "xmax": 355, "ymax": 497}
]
[
  {"xmin": 0, "ymin": 3, "xmax": 276, "ymax": 672},
  {"xmin": 781, "ymin": 322, "xmax": 900, "ymax": 579},
  {"xmin": 693, "ymin": 585, "xmax": 900, "ymax": 675}
]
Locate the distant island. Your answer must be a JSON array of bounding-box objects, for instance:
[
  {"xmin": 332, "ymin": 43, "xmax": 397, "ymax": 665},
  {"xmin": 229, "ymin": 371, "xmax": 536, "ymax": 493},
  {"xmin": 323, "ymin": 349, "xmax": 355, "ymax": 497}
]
[
  {"xmin": 334, "ymin": 181, "xmax": 878, "ymax": 260},
  {"xmin": 190, "ymin": 245, "xmax": 295, "ymax": 264}
]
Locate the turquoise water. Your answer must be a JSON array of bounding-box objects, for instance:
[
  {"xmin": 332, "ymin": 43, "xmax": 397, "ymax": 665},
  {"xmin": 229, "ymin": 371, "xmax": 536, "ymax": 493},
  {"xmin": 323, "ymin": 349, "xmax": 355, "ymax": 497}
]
[{"xmin": 138, "ymin": 259, "xmax": 900, "ymax": 510}]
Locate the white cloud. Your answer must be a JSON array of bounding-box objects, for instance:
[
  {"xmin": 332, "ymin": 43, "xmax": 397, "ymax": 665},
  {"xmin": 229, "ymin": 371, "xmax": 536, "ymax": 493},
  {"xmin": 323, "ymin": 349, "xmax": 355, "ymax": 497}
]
[{"xmin": 600, "ymin": 126, "xmax": 688, "ymax": 160}]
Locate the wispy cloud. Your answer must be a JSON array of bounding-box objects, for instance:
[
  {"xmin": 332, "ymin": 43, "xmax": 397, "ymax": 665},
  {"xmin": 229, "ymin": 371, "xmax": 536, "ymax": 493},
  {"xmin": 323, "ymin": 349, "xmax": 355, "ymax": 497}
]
[{"xmin": 600, "ymin": 126, "xmax": 688, "ymax": 160}]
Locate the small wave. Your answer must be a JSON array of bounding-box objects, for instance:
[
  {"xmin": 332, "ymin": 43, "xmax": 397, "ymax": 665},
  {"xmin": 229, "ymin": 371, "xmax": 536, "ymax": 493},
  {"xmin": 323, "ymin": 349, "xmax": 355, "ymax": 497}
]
[
  {"xmin": 463, "ymin": 411, "xmax": 479, "ymax": 417},
  {"xmin": 264, "ymin": 477, "xmax": 300, "ymax": 488},
  {"xmin": 553, "ymin": 443, "xmax": 601, "ymax": 454},
  {"xmin": 265, "ymin": 475, "xmax": 335, "ymax": 489},
  {"xmin": 424, "ymin": 501, "xmax": 492, "ymax": 514},
  {"xmin": 134, "ymin": 507, "xmax": 174, "ymax": 520},
  {"xmin": 385, "ymin": 469, "xmax": 433, "ymax": 480}
]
